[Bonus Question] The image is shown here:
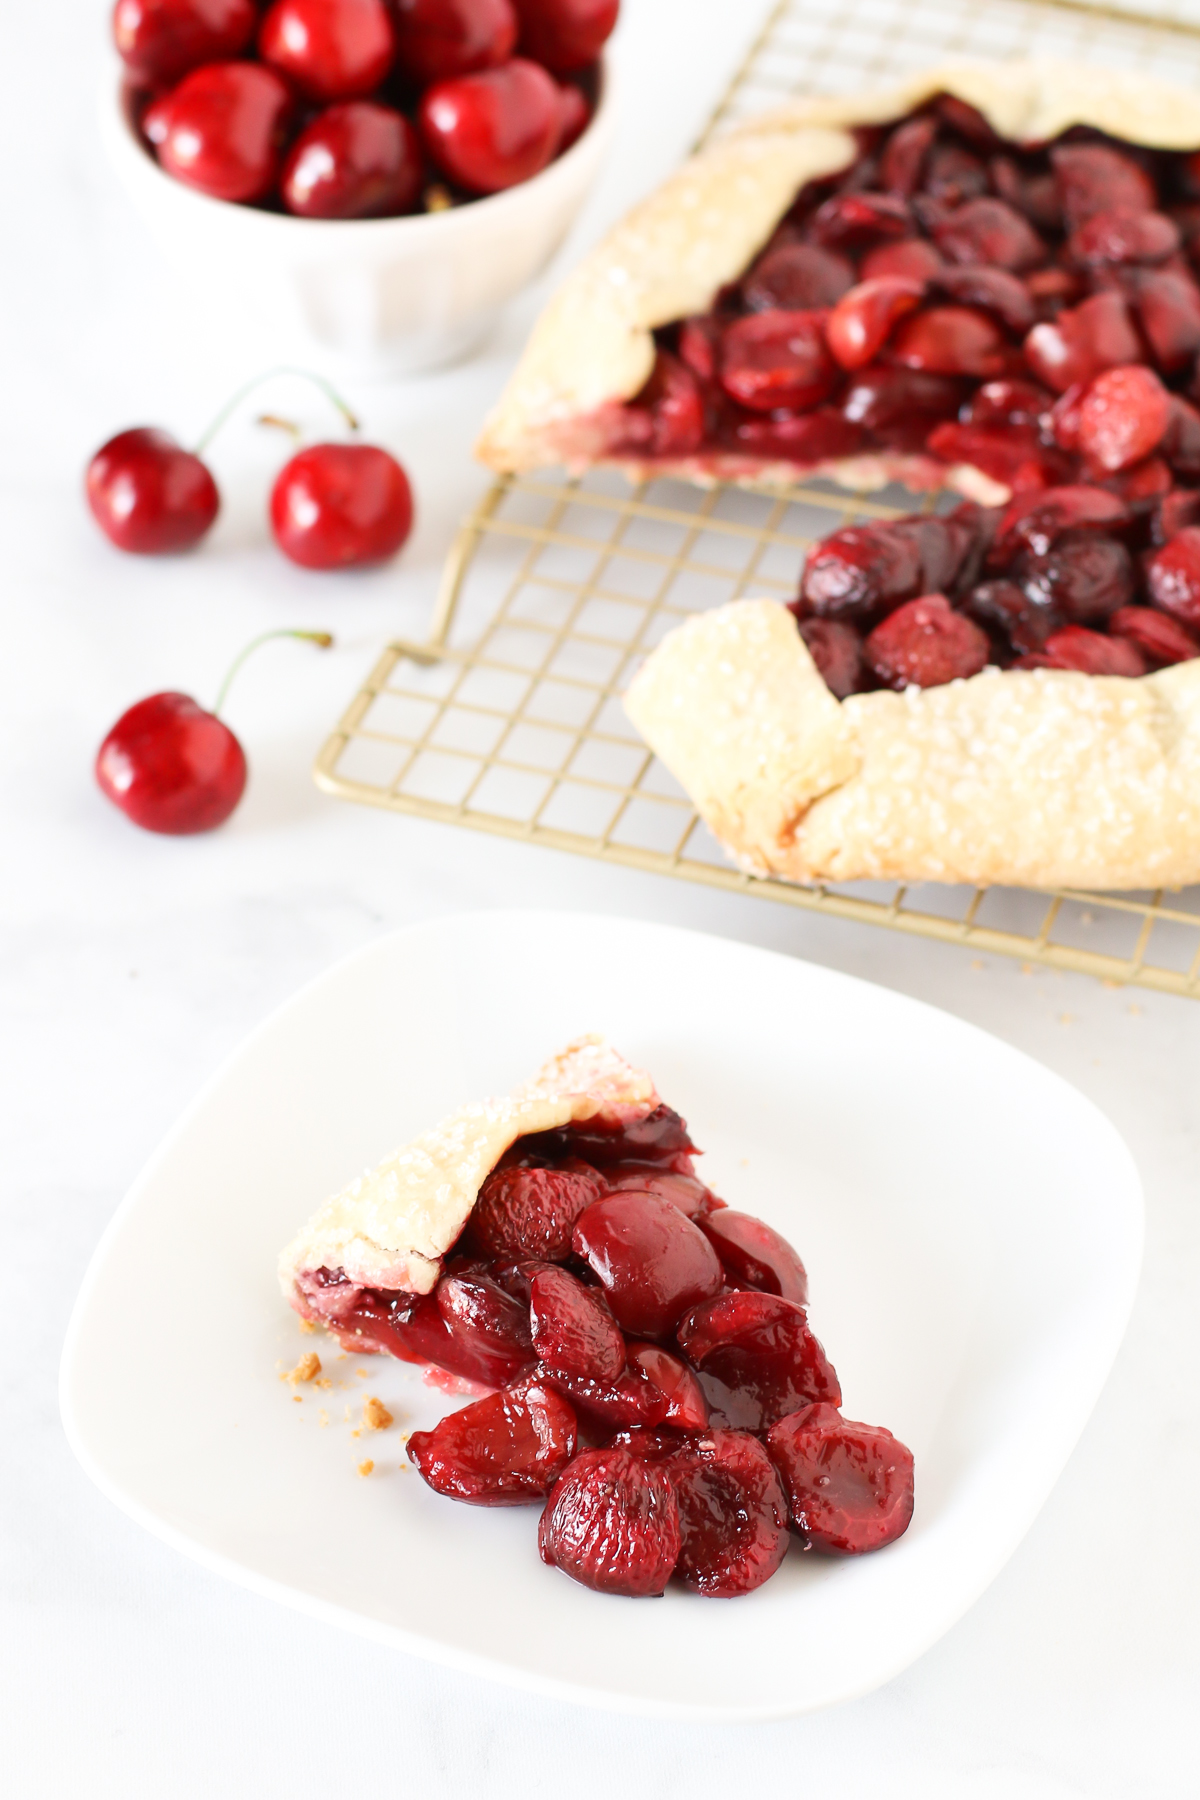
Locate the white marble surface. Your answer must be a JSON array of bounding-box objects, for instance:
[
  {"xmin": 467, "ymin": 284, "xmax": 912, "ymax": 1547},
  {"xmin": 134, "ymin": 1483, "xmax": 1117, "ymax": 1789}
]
[{"xmin": 3, "ymin": 2, "xmax": 1198, "ymax": 1794}]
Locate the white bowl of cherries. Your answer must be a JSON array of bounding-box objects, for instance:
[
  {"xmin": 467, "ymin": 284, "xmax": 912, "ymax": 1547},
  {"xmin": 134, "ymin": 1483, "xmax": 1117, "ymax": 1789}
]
[{"xmin": 100, "ymin": 0, "xmax": 618, "ymax": 378}]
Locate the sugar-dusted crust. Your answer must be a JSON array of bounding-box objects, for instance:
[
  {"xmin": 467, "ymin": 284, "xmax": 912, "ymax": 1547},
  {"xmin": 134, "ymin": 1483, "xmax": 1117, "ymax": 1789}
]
[
  {"xmin": 625, "ymin": 599, "xmax": 1200, "ymax": 889},
  {"xmin": 278, "ymin": 1036, "xmax": 658, "ymax": 1318},
  {"xmin": 476, "ymin": 58, "xmax": 1200, "ymax": 488}
]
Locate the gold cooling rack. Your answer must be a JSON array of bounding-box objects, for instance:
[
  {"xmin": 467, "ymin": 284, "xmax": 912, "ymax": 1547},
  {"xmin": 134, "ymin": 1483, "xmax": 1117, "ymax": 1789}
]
[{"xmin": 314, "ymin": 0, "xmax": 1200, "ymax": 999}]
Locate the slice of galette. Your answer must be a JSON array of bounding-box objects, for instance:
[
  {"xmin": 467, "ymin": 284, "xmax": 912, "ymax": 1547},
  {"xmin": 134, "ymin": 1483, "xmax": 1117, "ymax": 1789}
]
[
  {"xmin": 476, "ymin": 58, "xmax": 1200, "ymax": 502},
  {"xmin": 278, "ymin": 1034, "xmax": 718, "ymax": 1386}
]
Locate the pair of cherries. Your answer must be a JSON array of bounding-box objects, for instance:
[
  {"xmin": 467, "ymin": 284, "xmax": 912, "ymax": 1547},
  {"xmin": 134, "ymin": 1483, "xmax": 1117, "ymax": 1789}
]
[
  {"xmin": 86, "ymin": 373, "xmax": 414, "ymax": 570},
  {"xmin": 89, "ymin": 371, "xmax": 411, "ymax": 837}
]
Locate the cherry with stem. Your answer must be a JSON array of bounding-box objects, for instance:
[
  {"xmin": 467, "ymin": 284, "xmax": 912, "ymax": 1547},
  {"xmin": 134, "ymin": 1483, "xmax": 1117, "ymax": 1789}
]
[
  {"xmin": 96, "ymin": 627, "xmax": 333, "ymax": 835},
  {"xmin": 86, "ymin": 367, "xmax": 360, "ymax": 556}
]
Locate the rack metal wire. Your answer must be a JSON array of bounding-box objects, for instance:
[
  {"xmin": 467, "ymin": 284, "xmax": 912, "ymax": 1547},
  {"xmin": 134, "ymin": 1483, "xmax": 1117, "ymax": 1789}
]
[{"xmin": 314, "ymin": 0, "xmax": 1200, "ymax": 998}]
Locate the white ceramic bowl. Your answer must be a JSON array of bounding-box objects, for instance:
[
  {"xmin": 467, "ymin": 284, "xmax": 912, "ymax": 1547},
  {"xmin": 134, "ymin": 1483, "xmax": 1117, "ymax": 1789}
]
[{"xmin": 99, "ymin": 61, "xmax": 615, "ymax": 380}]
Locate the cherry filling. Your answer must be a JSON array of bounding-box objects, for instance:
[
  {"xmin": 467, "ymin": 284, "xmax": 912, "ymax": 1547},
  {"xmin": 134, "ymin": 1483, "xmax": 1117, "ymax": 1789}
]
[
  {"xmin": 305, "ymin": 1094, "xmax": 913, "ymax": 1598},
  {"xmin": 788, "ymin": 478, "xmax": 1200, "ymax": 691},
  {"xmin": 605, "ymin": 99, "xmax": 1200, "ymax": 552}
]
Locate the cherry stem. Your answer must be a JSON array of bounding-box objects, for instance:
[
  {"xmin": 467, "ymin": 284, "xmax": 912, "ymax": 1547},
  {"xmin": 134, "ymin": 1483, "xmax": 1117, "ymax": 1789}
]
[
  {"xmin": 193, "ymin": 368, "xmax": 359, "ymax": 457},
  {"xmin": 257, "ymin": 413, "xmax": 305, "ymax": 442},
  {"xmin": 212, "ymin": 628, "xmax": 334, "ymax": 719}
]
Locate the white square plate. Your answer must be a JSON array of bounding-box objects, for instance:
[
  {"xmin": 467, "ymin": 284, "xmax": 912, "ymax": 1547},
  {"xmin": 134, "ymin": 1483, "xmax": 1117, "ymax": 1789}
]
[{"xmin": 61, "ymin": 912, "xmax": 1142, "ymax": 1720}]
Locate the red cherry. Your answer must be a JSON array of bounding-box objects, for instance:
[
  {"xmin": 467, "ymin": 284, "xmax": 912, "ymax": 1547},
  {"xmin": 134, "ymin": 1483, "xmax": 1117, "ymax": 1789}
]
[
  {"xmin": 281, "ymin": 102, "xmax": 425, "ymax": 218},
  {"xmin": 1023, "ymin": 291, "xmax": 1144, "ymax": 394},
  {"xmin": 418, "ymin": 58, "xmax": 561, "ymax": 194},
  {"xmin": 571, "ymin": 1190, "xmax": 723, "ymax": 1338},
  {"xmin": 932, "ymin": 197, "xmax": 1045, "ymax": 271},
  {"xmin": 511, "ymin": 0, "xmax": 619, "ymax": 75},
  {"xmin": 1076, "ymin": 365, "xmax": 1171, "ymax": 473},
  {"xmin": 86, "ymin": 427, "xmax": 219, "ymax": 554},
  {"xmin": 95, "ymin": 629, "xmax": 332, "ymax": 835},
  {"xmin": 143, "ymin": 62, "xmax": 293, "ymax": 203},
  {"xmin": 269, "ymin": 443, "xmax": 414, "ymax": 569},
  {"xmin": 1068, "ymin": 208, "xmax": 1180, "ymax": 267},
  {"xmin": 887, "ymin": 305, "xmax": 1007, "ymax": 378},
  {"xmin": 825, "ymin": 276, "xmax": 924, "ymax": 371},
  {"xmin": 112, "ymin": 0, "xmax": 256, "ymax": 88},
  {"xmin": 766, "ymin": 1403, "xmax": 915, "ymax": 1555},
  {"xmin": 258, "ymin": 0, "xmax": 396, "ymax": 102},
  {"xmin": 865, "ymin": 593, "xmax": 991, "ymax": 689},
  {"xmin": 96, "ymin": 694, "xmax": 246, "ymax": 834},
  {"xmin": 860, "ymin": 238, "xmax": 944, "ymax": 282},
  {"xmin": 879, "ymin": 114, "xmax": 937, "ymax": 195},
  {"xmin": 718, "ymin": 309, "xmax": 837, "ymax": 413},
  {"xmin": 742, "ymin": 242, "xmax": 855, "ymax": 311},
  {"xmin": 554, "ymin": 79, "xmax": 590, "ymax": 153},
  {"xmin": 1051, "ymin": 143, "xmax": 1156, "ymax": 230},
  {"xmin": 392, "ymin": 0, "xmax": 517, "ymax": 85}
]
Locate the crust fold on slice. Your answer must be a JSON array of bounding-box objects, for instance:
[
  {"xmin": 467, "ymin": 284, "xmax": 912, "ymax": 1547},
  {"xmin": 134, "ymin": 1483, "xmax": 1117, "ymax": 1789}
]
[
  {"xmin": 625, "ymin": 601, "xmax": 1200, "ymax": 889},
  {"xmin": 476, "ymin": 58, "xmax": 1200, "ymax": 483},
  {"xmin": 278, "ymin": 1036, "xmax": 657, "ymax": 1312}
]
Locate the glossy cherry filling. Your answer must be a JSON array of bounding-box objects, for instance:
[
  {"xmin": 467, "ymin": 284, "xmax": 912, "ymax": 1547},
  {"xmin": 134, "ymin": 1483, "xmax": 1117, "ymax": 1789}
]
[
  {"xmin": 302, "ymin": 1088, "xmax": 913, "ymax": 1598},
  {"xmin": 788, "ymin": 481, "xmax": 1200, "ymax": 692},
  {"xmin": 599, "ymin": 100, "xmax": 1200, "ymax": 520}
]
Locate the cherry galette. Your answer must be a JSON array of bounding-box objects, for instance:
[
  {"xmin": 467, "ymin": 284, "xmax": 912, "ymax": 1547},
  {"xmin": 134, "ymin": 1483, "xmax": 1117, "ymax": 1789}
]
[
  {"xmin": 280, "ymin": 1037, "xmax": 914, "ymax": 1598},
  {"xmin": 478, "ymin": 60, "xmax": 1200, "ymax": 501}
]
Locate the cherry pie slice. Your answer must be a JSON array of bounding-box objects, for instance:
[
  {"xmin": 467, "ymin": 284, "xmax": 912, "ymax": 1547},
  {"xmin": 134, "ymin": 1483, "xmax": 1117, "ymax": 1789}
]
[{"xmin": 279, "ymin": 1037, "xmax": 914, "ymax": 1598}]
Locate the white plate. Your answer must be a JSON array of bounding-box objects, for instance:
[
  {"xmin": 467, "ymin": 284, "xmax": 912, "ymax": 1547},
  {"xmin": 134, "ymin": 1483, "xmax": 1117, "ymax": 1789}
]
[{"xmin": 61, "ymin": 912, "xmax": 1142, "ymax": 1720}]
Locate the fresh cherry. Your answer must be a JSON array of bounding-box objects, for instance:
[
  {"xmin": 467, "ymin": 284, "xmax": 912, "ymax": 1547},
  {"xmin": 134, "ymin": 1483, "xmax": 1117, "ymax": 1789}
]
[
  {"xmin": 554, "ymin": 79, "xmax": 590, "ymax": 152},
  {"xmin": 418, "ymin": 57, "xmax": 562, "ymax": 194},
  {"xmin": 86, "ymin": 427, "xmax": 218, "ymax": 554},
  {"xmin": 258, "ymin": 0, "xmax": 396, "ymax": 102},
  {"xmin": 512, "ymin": 0, "xmax": 619, "ymax": 74},
  {"xmin": 269, "ymin": 443, "xmax": 415, "ymax": 569},
  {"xmin": 392, "ymin": 0, "xmax": 517, "ymax": 85},
  {"xmin": 143, "ymin": 62, "xmax": 294, "ymax": 203},
  {"xmin": 112, "ymin": 0, "xmax": 257, "ymax": 88},
  {"xmin": 281, "ymin": 101, "xmax": 425, "ymax": 218},
  {"xmin": 95, "ymin": 628, "xmax": 332, "ymax": 834}
]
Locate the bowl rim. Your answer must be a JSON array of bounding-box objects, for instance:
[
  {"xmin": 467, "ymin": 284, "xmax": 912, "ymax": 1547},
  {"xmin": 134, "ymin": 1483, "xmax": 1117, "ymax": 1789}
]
[{"xmin": 104, "ymin": 52, "xmax": 614, "ymax": 240}]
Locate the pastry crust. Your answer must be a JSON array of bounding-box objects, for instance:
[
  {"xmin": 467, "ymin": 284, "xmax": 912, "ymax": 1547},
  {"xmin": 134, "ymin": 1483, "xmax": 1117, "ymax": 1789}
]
[
  {"xmin": 476, "ymin": 58, "xmax": 1200, "ymax": 487},
  {"xmin": 279, "ymin": 1036, "xmax": 658, "ymax": 1317},
  {"xmin": 625, "ymin": 600, "xmax": 1200, "ymax": 889}
]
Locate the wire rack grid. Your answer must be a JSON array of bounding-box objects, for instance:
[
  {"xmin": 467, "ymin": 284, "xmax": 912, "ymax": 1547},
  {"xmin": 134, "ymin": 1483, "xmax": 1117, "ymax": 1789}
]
[{"xmin": 315, "ymin": 0, "xmax": 1200, "ymax": 999}]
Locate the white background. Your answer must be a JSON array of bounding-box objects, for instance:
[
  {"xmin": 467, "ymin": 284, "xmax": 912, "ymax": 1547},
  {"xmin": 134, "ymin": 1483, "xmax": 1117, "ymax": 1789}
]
[{"xmin": 2, "ymin": 2, "xmax": 1198, "ymax": 1794}]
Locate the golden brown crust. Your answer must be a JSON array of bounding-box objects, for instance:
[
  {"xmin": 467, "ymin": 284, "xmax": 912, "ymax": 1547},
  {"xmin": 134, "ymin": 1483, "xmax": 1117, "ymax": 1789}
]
[
  {"xmin": 625, "ymin": 600, "xmax": 1200, "ymax": 890},
  {"xmin": 476, "ymin": 59, "xmax": 1200, "ymax": 483},
  {"xmin": 278, "ymin": 1035, "xmax": 657, "ymax": 1311}
]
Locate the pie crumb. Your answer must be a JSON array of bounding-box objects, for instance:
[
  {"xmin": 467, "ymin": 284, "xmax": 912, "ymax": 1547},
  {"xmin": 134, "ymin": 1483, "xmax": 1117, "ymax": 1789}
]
[
  {"xmin": 363, "ymin": 1397, "xmax": 394, "ymax": 1432},
  {"xmin": 292, "ymin": 1395, "xmax": 302, "ymax": 1404},
  {"xmin": 314, "ymin": 1378, "xmax": 332, "ymax": 1390},
  {"xmin": 355, "ymin": 1368, "xmax": 369, "ymax": 1378},
  {"xmin": 357, "ymin": 1459, "xmax": 375, "ymax": 1477},
  {"xmin": 299, "ymin": 1319, "xmax": 316, "ymax": 1335},
  {"xmin": 1058, "ymin": 1012, "xmax": 1074, "ymax": 1025},
  {"xmin": 286, "ymin": 1352, "xmax": 321, "ymax": 1384},
  {"xmin": 318, "ymin": 1410, "xmax": 329, "ymax": 1428},
  {"xmin": 351, "ymin": 1429, "xmax": 361, "ymax": 1439}
]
